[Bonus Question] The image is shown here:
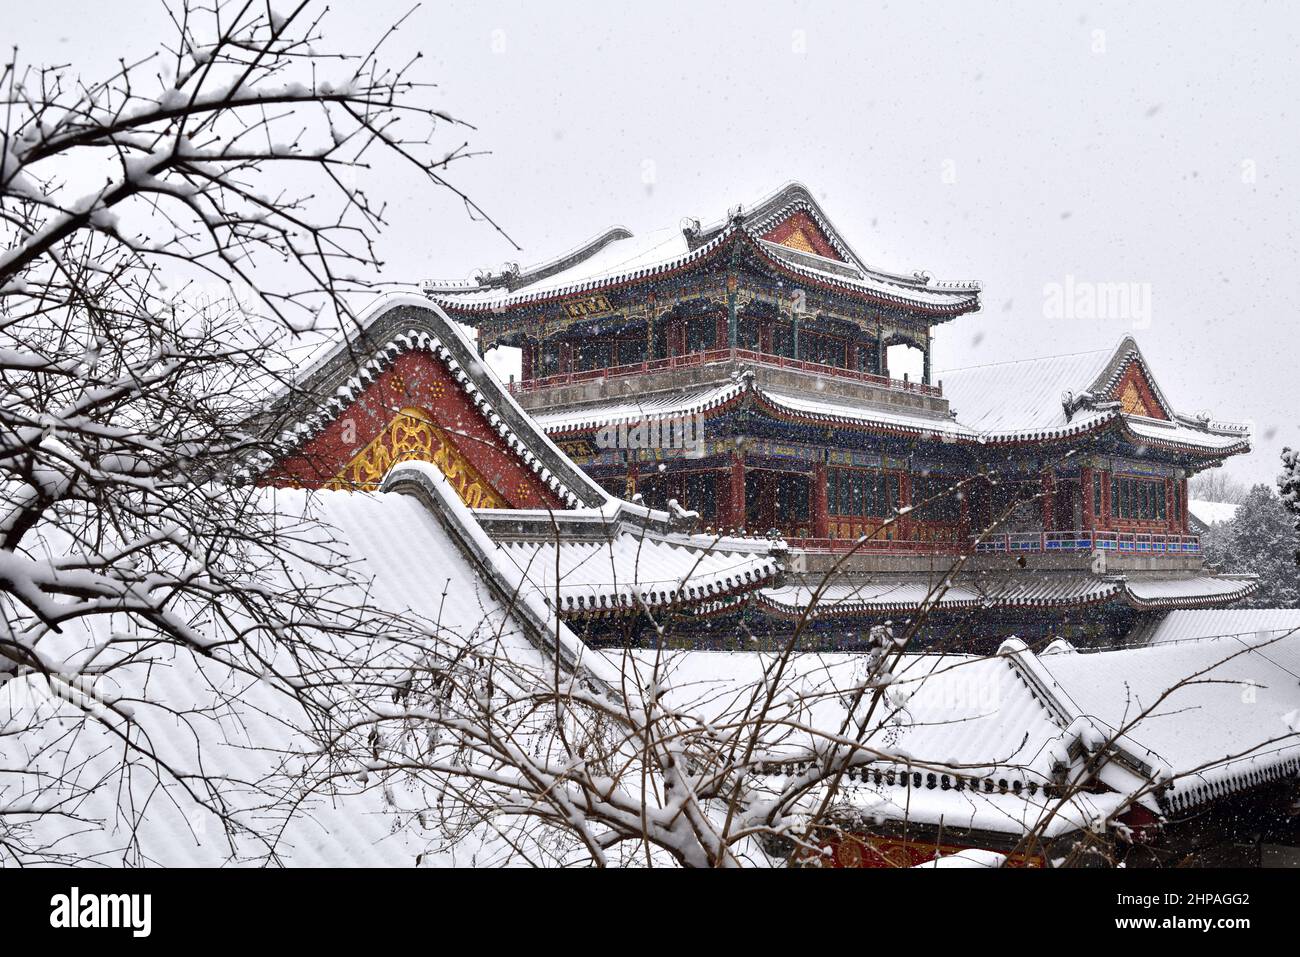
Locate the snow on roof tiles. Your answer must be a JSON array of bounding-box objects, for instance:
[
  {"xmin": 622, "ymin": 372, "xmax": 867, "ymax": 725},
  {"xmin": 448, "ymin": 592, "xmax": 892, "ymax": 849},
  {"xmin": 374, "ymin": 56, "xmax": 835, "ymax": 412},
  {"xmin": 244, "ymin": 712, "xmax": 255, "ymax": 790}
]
[
  {"xmin": 758, "ymin": 574, "xmax": 1122, "ymax": 617},
  {"xmin": 534, "ymin": 339, "xmax": 1246, "ymax": 454},
  {"xmin": 939, "ymin": 347, "xmax": 1114, "ymax": 436},
  {"xmin": 758, "ymin": 572, "xmax": 1257, "ymax": 617},
  {"xmin": 1123, "ymin": 574, "xmax": 1257, "ymax": 609},
  {"xmin": 938, "ymin": 337, "xmax": 1249, "ymax": 450},
  {"xmin": 1187, "ymin": 499, "xmax": 1241, "ymax": 527},
  {"xmin": 1144, "ymin": 608, "xmax": 1300, "ymax": 646},
  {"xmin": 424, "ymin": 183, "xmax": 980, "ymax": 314},
  {"xmin": 493, "ymin": 534, "xmax": 782, "ymax": 617},
  {"xmin": 1033, "ymin": 633, "xmax": 1300, "ymax": 810}
]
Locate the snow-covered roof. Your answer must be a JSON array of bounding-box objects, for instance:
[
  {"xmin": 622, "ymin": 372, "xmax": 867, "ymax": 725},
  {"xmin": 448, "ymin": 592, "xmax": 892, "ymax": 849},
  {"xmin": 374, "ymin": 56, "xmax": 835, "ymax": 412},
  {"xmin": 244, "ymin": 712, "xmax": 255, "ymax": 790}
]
[
  {"xmin": 756, "ymin": 572, "xmax": 1256, "ymax": 618},
  {"xmin": 941, "ymin": 346, "xmax": 1117, "ymax": 437},
  {"xmin": 1031, "ymin": 634, "xmax": 1300, "ymax": 812},
  {"xmin": 535, "ymin": 337, "xmax": 1248, "ymax": 457},
  {"xmin": 1142, "ymin": 608, "xmax": 1300, "ymax": 646},
  {"xmin": 1122, "ymin": 574, "xmax": 1257, "ymax": 609},
  {"xmin": 939, "ymin": 337, "xmax": 1250, "ymax": 453},
  {"xmin": 758, "ymin": 574, "xmax": 1122, "ymax": 617},
  {"xmin": 492, "ymin": 533, "xmax": 782, "ymax": 618},
  {"xmin": 424, "ymin": 182, "xmax": 981, "ymax": 317},
  {"xmin": 0, "ymin": 479, "xmax": 619, "ymax": 865},
  {"xmin": 635, "ymin": 632, "xmax": 1300, "ymax": 829},
  {"xmin": 534, "ymin": 382, "xmax": 748, "ymax": 434},
  {"xmin": 1188, "ymin": 499, "xmax": 1240, "ymax": 527}
]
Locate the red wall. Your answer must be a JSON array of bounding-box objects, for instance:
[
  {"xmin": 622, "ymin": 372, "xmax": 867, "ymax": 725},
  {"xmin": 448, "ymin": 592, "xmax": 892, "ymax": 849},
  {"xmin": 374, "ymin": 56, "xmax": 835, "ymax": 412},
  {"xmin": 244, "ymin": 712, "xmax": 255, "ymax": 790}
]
[{"xmin": 261, "ymin": 351, "xmax": 565, "ymax": 509}]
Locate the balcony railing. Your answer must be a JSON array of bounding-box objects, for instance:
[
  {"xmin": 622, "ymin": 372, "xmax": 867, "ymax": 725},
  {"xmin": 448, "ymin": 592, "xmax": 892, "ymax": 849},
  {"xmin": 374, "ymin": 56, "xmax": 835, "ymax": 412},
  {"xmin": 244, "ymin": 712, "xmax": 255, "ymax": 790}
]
[
  {"xmin": 973, "ymin": 530, "xmax": 1201, "ymax": 555},
  {"xmin": 509, "ymin": 347, "xmax": 942, "ymax": 397},
  {"xmin": 787, "ymin": 529, "xmax": 1200, "ymax": 555}
]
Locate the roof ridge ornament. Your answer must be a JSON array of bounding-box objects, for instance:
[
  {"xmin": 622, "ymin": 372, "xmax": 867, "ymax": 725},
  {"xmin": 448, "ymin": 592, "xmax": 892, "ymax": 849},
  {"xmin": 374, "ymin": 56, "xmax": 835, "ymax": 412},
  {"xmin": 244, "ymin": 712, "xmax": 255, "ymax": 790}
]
[{"xmin": 1061, "ymin": 388, "xmax": 1120, "ymax": 422}]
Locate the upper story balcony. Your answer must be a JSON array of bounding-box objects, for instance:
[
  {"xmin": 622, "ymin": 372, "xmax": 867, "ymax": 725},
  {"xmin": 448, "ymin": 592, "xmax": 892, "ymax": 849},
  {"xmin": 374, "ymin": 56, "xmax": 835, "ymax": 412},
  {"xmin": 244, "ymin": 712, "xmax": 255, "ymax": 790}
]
[
  {"xmin": 785, "ymin": 529, "xmax": 1205, "ymax": 574},
  {"xmin": 507, "ymin": 346, "xmax": 946, "ymax": 415}
]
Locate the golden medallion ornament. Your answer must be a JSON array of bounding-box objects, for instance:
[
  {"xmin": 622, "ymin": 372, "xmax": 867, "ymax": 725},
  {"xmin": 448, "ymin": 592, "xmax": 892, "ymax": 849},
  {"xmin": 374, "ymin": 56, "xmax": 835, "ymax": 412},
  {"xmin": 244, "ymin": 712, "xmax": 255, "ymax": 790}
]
[{"xmin": 327, "ymin": 406, "xmax": 508, "ymax": 508}]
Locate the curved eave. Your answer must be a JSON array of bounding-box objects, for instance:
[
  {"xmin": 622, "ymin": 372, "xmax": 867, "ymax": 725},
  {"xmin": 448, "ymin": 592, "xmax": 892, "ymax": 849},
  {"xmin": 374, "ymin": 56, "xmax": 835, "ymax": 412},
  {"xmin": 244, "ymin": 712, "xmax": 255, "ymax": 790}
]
[
  {"xmin": 749, "ymin": 397, "xmax": 967, "ymax": 443},
  {"xmin": 755, "ymin": 585, "xmax": 1124, "ymax": 620},
  {"xmin": 974, "ymin": 413, "xmax": 1249, "ymax": 459},
  {"xmin": 429, "ymin": 229, "xmax": 979, "ymax": 320},
  {"xmin": 541, "ymin": 385, "xmax": 749, "ymax": 438},
  {"xmin": 542, "ymin": 389, "xmax": 1248, "ymax": 462},
  {"xmin": 553, "ymin": 568, "xmax": 779, "ymax": 621},
  {"xmin": 1160, "ymin": 753, "xmax": 1300, "ymax": 813},
  {"xmin": 1123, "ymin": 578, "xmax": 1259, "ymax": 611}
]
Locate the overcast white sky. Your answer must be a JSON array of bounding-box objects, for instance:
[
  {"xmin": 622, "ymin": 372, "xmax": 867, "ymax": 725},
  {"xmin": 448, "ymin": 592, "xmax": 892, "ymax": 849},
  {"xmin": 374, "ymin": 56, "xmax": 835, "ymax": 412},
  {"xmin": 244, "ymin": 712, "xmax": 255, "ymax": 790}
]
[{"xmin": 11, "ymin": 0, "xmax": 1299, "ymax": 485}]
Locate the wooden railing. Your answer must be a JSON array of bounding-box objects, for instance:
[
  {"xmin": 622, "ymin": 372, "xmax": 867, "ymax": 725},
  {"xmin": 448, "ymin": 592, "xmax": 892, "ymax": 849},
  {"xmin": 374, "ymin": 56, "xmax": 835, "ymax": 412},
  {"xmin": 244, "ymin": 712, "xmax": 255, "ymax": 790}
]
[
  {"xmin": 509, "ymin": 347, "xmax": 942, "ymax": 397},
  {"xmin": 785, "ymin": 529, "xmax": 1200, "ymax": 555},
  {"xmin": 972, "ymin": 530, "xmax": 1201, "ymax": 555}
]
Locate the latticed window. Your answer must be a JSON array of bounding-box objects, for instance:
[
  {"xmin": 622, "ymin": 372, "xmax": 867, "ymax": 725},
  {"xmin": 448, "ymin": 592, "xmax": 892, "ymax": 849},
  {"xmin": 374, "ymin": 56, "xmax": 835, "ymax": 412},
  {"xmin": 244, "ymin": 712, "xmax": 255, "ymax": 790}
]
[
  {"xmin": 828, "ymin": 468, "xmax": 900, "ymax": 517},
  {"xmin": 1110, "ymin": 474, "xmax": 1168, "ymax": 521}
]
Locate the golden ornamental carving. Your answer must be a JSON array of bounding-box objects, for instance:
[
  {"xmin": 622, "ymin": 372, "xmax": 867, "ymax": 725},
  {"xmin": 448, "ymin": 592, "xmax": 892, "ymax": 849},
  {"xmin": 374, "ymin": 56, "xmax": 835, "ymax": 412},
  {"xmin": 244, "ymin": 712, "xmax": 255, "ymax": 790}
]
[
  {"xmin": 327, "ymin": 406, "xmax": 508, "ymax": 508},
  {"xmin": 1118, "ymin": 380, "xmax": 1151, "ymax": 417}
]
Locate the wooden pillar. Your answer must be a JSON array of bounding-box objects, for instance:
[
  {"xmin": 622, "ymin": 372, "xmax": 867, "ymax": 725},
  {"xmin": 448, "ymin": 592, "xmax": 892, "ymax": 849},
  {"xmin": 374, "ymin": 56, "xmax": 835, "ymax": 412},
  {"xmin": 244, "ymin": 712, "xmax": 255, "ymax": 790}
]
[
  {"xmin": 1099, "ymin": 469, "xmax": 1111, "ymax": 528},
  {"xmin": 521, "ymin": 340, "xmax": 535, "ymax": 381},
  {"xmin": 625, "ymin": 457, "xmax": 639, "ymax": 501},
  {"xmin": 727, "ymin": 454, "xmax": 746, "ymax": 530},
  {"xmin": 1041, "ymin": 473, "xmax": 1056, "ymax": 532},
  {"xmin": 812, "ymin": 462, "xmax": 829, "ymax": 539},
  {"xmin": 896, "ymin": 471, "xmax": 911, "ymax": 540},
  {"xmin": 726, "ymin": 268, "xmax": 739, "ymax": 349},
  {"xmin": 1180, "ymin": 478, "xmax": 1189, "ymax": 532},
  {"xmin": 1080, "ymin": 466, "xmax": 1094, "ymax": 531},
  {"xmin": 878, "ymin": 330, "xmax": 888, "ymax": 379},
  {"xmin": 923, "ymin": 330, "xmax": 932, "ymax": 385}
]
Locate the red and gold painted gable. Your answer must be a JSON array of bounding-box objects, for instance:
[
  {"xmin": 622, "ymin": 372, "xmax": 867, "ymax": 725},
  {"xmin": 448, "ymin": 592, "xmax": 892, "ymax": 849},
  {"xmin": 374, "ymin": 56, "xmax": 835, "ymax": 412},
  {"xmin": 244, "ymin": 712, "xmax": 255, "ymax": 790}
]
[
  {"xmin": 1110, "ymin": 360, "xmax": 1169, "ymax": 421},
  {"xmin": 260, "ymin": 350, "xmax": 565, "ymax": 510},
  {"xmin": 761, "ymin": 210, "xmax": 844, "ymax": 262}
]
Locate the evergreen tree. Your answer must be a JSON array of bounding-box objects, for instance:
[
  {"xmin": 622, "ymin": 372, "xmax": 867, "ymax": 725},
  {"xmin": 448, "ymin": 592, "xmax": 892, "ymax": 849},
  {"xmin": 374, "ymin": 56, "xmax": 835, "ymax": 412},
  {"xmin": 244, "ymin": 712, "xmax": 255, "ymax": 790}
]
[
  {"xmin": 1279, "ymin": 447, "xmax": 1300, "ymax": 564},
  {"xmin": 1213, "ymin": 484, "xmax": 1300, "ymax": 607}
]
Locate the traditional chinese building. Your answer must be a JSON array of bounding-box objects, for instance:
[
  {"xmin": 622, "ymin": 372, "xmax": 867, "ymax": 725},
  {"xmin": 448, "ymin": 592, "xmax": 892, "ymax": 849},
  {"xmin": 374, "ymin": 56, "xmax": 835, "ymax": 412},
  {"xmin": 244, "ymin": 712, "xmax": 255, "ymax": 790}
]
[
  {"xmin": 247, "ymin": 295, "xmax": 783, "ymax": 638},
  {"xmin": 424, "ymin": 183, "xmax": 1255, "ymax": 649}
]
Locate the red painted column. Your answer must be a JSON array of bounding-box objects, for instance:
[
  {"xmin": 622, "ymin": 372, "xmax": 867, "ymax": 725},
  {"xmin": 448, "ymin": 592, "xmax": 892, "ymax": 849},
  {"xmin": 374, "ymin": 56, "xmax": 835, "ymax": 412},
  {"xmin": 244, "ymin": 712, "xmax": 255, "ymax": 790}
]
[
  {"xmin": 521, "ymin": 340, "xmax": 534, "ymax": 381},
  {"xmin": 728, "ymin": 455, "xmax": 746, "ymax": 531},
  {"xmin": 1041, "ymin": 473, "xmax": 1056, "ymax": 532},
  {"xmin": 812, "ymin": 462, "xmax": 830, "ymax": 539},
  {"xmin": 1080, "ymin": 466, "xmax": 1094, "ymax": 531},
  {"xmin": 1179, "ymin": 477, "xmax": 1189, "ymax": 533},
  {"xmin": 1099, "ymin": 470, "xmax": 1111, "ymax": 529}
]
